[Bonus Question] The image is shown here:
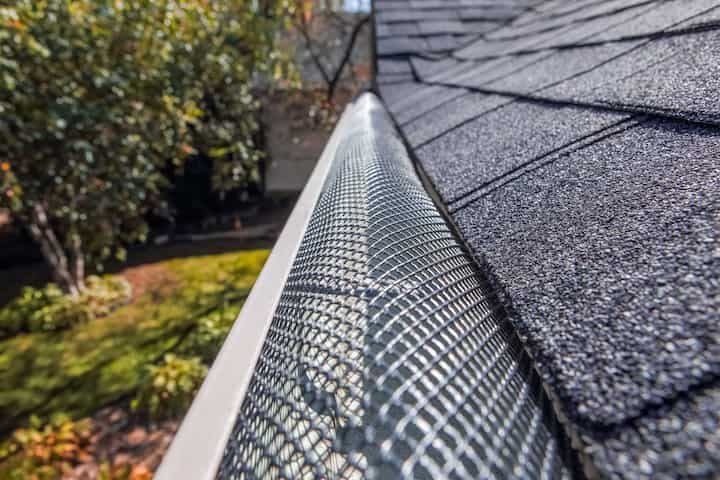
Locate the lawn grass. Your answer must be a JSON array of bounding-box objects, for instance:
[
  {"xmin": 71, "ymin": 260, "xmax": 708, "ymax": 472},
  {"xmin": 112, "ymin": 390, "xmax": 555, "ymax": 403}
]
[{"xmin": 0, "ymin": 249, "xmax": 269, "ymax": 436}]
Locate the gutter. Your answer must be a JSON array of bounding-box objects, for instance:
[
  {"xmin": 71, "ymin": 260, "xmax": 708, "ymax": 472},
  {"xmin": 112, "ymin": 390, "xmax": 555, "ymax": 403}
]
[
  {"xmin": 157, "ymin": 93, "xmax": 580, "ymax": 479},
  {"xmin": 155, "ymin": 99, "xmax": 357, "ymax": 480}
]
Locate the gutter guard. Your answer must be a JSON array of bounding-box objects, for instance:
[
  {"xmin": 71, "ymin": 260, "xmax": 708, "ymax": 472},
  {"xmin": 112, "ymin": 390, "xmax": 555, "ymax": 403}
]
[
  {"xmin": 157, "ymin": 93, "xmax": 578, "ymax": 479},
  {"xmin": 155, "ymin": 96, "xmax": 353, "ymax": 480}
]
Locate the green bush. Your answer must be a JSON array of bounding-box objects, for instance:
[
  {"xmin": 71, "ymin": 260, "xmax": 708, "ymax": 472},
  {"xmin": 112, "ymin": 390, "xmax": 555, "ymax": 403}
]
[
  {"xmin": 0, "ymin": 414, "xmax": 92, "ymax": 480},
  {"xmin": 0, "ymin": 275, "xmax": 131, "ymax": 337},
  {"xmin": 178, "ymin": 307, "xmax": 237, "ymax": 364},
  {"xmin": 132, "ymin": 354, "xmax": 208, "ymax": 420},
  {"xmin": 0, "ymin": 1, "xmax": 294, "ymax": 295},
  {"xmin": 80, "ymin": 275, "xmax": 133, "ymax": 318}
]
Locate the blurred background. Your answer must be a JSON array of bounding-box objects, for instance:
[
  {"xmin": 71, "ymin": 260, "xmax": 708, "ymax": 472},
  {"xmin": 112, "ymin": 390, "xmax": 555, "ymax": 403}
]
[{"xmin": 0, "ymin": 1, "xmax": 370, "ymax": 478}]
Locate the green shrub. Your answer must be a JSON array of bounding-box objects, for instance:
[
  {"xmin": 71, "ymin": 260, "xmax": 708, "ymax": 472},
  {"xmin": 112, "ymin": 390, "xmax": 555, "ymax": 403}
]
[
  {"xmin": 178, "ymin": 307, "xmax": 237, "ymax": 364},
  {"xmin": 81, "ymin": 275, "xmax": 133, "ymax": 318},
  {"xmin": 132, "ymin": 354, "xmax": 208, "ymax": 420},
  {"xmin": 0, "ymin": 283, "xmax": 87, "ymax": 336},
  {"xmin": 0, "ymin": 1, "xmax": 295, "ymax": 295},
  {"xmin": 0, "ymin": 414, "xmax": 92, "ymax": 480},
  {"xmin": 0, "ymin": 275, "xmax": 131, "ymax": 337}
]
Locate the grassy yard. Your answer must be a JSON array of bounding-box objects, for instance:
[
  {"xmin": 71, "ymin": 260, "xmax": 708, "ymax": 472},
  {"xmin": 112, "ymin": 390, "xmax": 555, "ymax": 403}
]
[{"xmin": 0, "ymin": 249, "xmax": 269, "ymax": 436}]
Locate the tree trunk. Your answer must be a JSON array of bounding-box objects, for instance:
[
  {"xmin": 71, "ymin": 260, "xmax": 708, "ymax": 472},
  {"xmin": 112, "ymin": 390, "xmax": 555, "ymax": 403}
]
[
  {"xmin": 26, "ymin": 203, "xmax": 84, "ymax": 298},
  {"xmin": 70, "ymin": 233, "xmax": 86, "ymax": 293}
]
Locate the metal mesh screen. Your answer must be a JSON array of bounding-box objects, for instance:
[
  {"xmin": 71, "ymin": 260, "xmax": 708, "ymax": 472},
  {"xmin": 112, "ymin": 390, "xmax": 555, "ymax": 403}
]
[{"xmin": 217, "ymin": 95, "xmax": 578, "ymax": 479}]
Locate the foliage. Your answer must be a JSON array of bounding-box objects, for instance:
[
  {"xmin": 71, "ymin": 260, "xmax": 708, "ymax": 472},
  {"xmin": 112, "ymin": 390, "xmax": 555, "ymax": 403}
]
[
  {"xmin": 0, "ymin": 1, "xmax": 293, "ymax": 294},
  {"xmin": 81, "ymin": 275, "xmax": 134, "ymax": 317},
  {"xmin": 0, "ymin": 249, "xmax": 269, "ymax": 434},
  {"xmin": 99, "ymin": 463, "xmax": 152, "ymax": 480},
  {"xmin": 177, "ymin": 302, "xmax": 238, "ymax": 363},
  {"xmin": 131, "ymin": 354, "xmax": 208, "ymax": 420},
  {"xmin": 98, "ymin": 463, "xmax": 131, "ymax": 480},
  {"xmin": 0, "ymin": 414, "xmax": 92, "ymax": 480},
  {"xmin": 0, "ymin": 275, "xmax": 131, "ymax": 338}
]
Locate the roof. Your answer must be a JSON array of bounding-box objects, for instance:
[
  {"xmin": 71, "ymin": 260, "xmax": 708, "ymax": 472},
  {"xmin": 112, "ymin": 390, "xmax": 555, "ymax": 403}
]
[{"xmin": 374, "ymin": 0, "xmax": 720, "ymax": 477}]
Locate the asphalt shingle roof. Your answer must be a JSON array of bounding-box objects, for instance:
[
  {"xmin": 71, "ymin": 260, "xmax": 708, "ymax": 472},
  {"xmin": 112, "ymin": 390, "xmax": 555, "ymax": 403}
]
[{"xmin": 373, "ymin": 0, "xmax": 720, "ymax": 477}]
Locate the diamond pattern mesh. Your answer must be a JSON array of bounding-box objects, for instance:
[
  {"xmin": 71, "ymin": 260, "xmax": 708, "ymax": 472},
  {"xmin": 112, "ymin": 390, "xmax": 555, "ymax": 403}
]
[{"xmin": 217, "ymin": 95, "xmax": 578, "ymax": 479}]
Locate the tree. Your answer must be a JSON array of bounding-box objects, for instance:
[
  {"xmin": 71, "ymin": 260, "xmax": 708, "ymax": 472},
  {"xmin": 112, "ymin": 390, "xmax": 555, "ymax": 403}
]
[
  {"xmin": 0, "ymin": 0, "xmax": 293, "ymax": 297},
  {"xmin": 291, "ymin": 0, "xmax": 369, "ymax": 103}
]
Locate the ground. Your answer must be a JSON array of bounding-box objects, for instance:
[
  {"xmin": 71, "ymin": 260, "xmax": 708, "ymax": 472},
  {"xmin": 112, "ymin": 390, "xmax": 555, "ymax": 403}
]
[
  {"xmin": 68, "ymin": 406, "xmax": 180, "ymax": 479},
  {"xmin": 0, "ymin": 248, "xmax": 269, "ymax": 478}
]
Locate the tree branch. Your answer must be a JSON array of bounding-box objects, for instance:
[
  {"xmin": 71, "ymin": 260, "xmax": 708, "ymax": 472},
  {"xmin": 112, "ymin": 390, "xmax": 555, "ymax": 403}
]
[
  {"xmin": 326, "ymin": 14, "xmax": 369, "ymax": 102},
  {"xmin": 295, "ymin": 15, "xmax": 332, "ymax": 87},
  {"xmin": 293, "ymin": 5, "xmax": 369, "ymax": 104}
]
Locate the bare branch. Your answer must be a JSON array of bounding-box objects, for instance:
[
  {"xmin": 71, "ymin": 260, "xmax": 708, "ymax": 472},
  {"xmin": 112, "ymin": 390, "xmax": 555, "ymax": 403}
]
[
  {"xmin": 291, "ymin": 0, "xmax": 369, "ymax": 103},
  {"xmin": 326, "ymin": 14, "xmax": 369, "ymax": 102},
  {"xmin": 294, "ymin": 14, "xmax": 333, "ymax": 87}
]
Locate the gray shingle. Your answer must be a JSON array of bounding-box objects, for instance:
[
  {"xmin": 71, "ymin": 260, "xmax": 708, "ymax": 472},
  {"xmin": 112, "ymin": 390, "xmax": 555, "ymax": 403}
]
[
  {"xmin": 524, "ymin": 0, "xmax": 604, "ymax": 20},
  {"xmin": 377, "ymin": 72, "xmax": 415, "ymax": 84},
  {"xmin": 375, "ymin": 0, "xmax": 412, "ymax": 10},
  {"xmin": 375, "ymin": 22, "xmax": 391, "ymax": 37},
  {"xmin": 591, "ymin": 0, "xmax": 720, "ymax": 42},
  {"xmin": 410, "ymin": 0, "xmax": 461, "ymax": 7},
  {"xmin": 460, "ymin": 20, "xmax": 502, "ymax": 35},
  {"xmin": 377, "ymin": 36, "xmax": 429, "ymax": 55},
  {"xmin": 450, "ymin": 118, "xmax": 720, "ymax": 427},
  {"xmin": 459, "ymin": 6, "xmax": 523, "ymax": 21},
  {"xmin": 377, "ymin": 81, "xmax": 427, "ymax": 106},
  {"xmin": 486, "ymin": 0, "xmax": 651, "ymax": 40},
  {"xmin": 376, "ymin": 8, "xmax": 458, "ymax": 23},
  {"xmin": 484, "ymin": 40, "xmax": 642, "ymax": 93},
  {"xmin": 594, "ymin": 382, "xmax": 720, "ymax": 479},
  {"xmin": 455, "ymin": 1, "xmax": 654, "ymax": 58},
  {"xmin": 545, "ymin": 30, "xmax": 720, "ymax": 125},
  {"xmin": 388, "ymin": 22, "xmax": 420, "ymax": 36},
  {"xmin": 425, "ymin": 34, "xmax": 461, "ymax": 51},
  {"xmin": 385, "ymin": 83, "xmax": 453, "ymax": 114},
  {"xmin": 402, "ymin": 92, "xmax": 512, "ymax": 146},
  {"xmin": 409, "ymin": 56, "xmax": 463, "ymax": 79},
  {"xmin": 392, "ymin": 85, "xmax": 468, "ymax": 125},
  {"xmin": 415, "ymin": 101, "xmax": 628, "ymax": 202},
  {"xmin": 441, "ymin": 51, "xmax": 550, "ymax": 87},
  {"xmin": 378, "ymin": 58, "xmax": 413, "ymax": 75},
  {"xmin": 418, "ymin": 19, "xmax": 468, "ymax": 35},
  {"xmin": 414, "ymin": 57, "xmax": 479, "ymax": 83}
]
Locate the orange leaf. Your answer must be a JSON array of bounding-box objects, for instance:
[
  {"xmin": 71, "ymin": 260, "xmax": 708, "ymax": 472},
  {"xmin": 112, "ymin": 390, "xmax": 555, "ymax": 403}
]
[
  {"xmin": 5, "ymin": 19, "xmax": 24, "ymax": 30},
  {"xmin": 130, "ymin": 465, "xmax": 153, "ymax": 480}
]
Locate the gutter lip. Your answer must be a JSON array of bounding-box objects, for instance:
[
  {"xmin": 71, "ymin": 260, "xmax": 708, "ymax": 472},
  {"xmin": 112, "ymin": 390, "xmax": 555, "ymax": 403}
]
[{"xmin": 155, "ymin": 99, "xmax": 357, "ymax": 480}]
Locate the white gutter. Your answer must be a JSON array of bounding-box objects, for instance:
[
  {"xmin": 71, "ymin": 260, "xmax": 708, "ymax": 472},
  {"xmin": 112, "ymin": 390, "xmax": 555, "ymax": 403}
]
[{"xmin": 155, "ymin": 99, "xmax": 357, "ymax": 480}]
